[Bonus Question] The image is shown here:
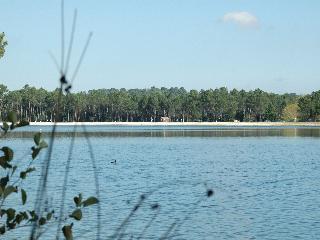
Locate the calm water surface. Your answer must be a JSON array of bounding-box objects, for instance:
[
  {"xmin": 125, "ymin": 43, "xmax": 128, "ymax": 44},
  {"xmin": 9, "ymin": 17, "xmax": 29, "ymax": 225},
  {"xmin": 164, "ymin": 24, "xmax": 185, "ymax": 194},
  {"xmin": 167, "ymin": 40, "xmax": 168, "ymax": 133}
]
[{"xmin": 3, "ymin": 126, "xmax": 320, "ymax": 239}]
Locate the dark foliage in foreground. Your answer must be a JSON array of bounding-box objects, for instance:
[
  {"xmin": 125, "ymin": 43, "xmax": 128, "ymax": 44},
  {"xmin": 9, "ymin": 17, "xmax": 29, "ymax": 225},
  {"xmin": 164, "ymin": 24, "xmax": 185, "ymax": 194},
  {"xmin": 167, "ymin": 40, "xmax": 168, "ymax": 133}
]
[{"xmin": 0, "ymin": 113, "xmax": 98, "ymax": 239}]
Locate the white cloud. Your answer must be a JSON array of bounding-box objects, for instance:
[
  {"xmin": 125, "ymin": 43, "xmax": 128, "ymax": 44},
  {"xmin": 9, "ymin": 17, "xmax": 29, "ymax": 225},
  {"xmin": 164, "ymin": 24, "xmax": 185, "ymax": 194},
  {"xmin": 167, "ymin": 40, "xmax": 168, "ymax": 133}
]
[{"xmin": 222, "ymin": 11, "xmax": 259, "ymax": 28}]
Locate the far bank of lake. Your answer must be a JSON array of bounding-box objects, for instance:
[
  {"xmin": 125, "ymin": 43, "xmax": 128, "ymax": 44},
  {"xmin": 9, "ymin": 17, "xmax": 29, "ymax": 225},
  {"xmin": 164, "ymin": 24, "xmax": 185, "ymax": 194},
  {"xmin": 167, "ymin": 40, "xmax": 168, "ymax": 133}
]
[{"xmin": 25, "ymin": 121, "xmax": 320, "ymax": 127}]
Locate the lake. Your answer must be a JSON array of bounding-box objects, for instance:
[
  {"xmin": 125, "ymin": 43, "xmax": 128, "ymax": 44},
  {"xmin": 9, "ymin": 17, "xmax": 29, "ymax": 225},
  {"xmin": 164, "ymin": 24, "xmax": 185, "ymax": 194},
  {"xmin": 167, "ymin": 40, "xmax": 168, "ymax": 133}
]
[{"xmin": 2, "ymin": 125, "xmax": 320, "ymax": 239}]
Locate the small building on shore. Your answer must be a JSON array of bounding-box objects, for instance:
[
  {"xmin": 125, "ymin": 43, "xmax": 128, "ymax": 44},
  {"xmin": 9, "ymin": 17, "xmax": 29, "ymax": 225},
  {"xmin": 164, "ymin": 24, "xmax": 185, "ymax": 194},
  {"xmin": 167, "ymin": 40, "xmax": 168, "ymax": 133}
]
[{"xmin": 160, "ymin": 117, "xmax": 170, "ymax": 122}]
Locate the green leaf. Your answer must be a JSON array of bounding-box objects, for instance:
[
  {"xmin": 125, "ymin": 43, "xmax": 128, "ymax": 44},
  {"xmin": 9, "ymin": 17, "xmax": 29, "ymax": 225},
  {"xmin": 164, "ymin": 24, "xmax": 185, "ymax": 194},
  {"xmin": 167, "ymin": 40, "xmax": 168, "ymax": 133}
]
[
  {"xmin": 34, "ymin": 132, "xmax": 41, "ymax": 145},
  {"xmin": 0, "ymin": 175, "xmax": 9, "ymax": 189},
  {"xmin": 0, "ymin": 225, "xmax": 5, "ymax": 234},
  {"xmin": 0, "ymin": 157, "xmax": 12, "ymax": 169},
  {"xmin": 1, "ymin": 122, "xmax": 9, "ymax": 133},
  {"xmin": 1, "ymin": 147, "xmax": 13, "ymax": 161},
  {"xmin": 82, "ymin": 197, "xmax": 99, "ymax": 207},
  {"xmin": 62, "ymin": 224, "xmax": 73, "ymax": 240},
  {"xmin": 6, "ymin": 208, "xmax": 16, "ymax": 221},
  {"xmin": 21, "ymin": 211, "xmax": 29, "ymax": 220},
  {"xmin": 21, "ymin": 188, "xmax": 27, "ymax": 205},
  {"xmin": 7, "ymin": 112, "xmax": 17, "ymax": 124},
  {"xmin": 70, "ymin": 209, "xmax": 82, "ymax": 221},
  {"xmin": 15, "ymin": 213, "xmax": 23, "ymax": 224},
  {"xmin": 46, "ymin": 212, "xmax": 53, "ymax": 221},
  {"xmin": 3, "ymin": 185, "xmax": 17, "ymax": 198},
  {"xmin": 26, "ymin": 167, "xmax": 36, "ymax": 173},
  {"xmin": 15, "ymin": 120, "xmax": 29, "ymax": 128},
  {"xmin": 29, "ymin": 210, "xmax": 38, "ymax": 222},
  {"xmin": 73, "ymin": 196, "xmax": 80, "ymax": 207},
  {"xmin": 32, "ymin": 148, "xmax": 40, "ymax": 160},
  {"xmin": 20, "ymin": 167, "xmax": 36, "ymax": 179},
  {"xmin": 39, "ymin": 140, "xmax": 48, "ymax": 149},
  {"xmin": 73, "ymin": 193, "xmax": 83, "ymax": 207},
  {"xmin": 7, "ymin": 222, "xmax": 16, "ymax": 229},
  {"xmin": 0, "ymin": 147, "xmax": 13, "ymax": 169},
  {"xmin": 20, "ymin": 171, "xmax": 26, "ymax": 179},
  {"xmin": 39, "ymin": 217, "xmax": 46, "ymax": 225},
  {"xmin": 73, "ymin": 199, "xmax": 80, "ymax": 208}
]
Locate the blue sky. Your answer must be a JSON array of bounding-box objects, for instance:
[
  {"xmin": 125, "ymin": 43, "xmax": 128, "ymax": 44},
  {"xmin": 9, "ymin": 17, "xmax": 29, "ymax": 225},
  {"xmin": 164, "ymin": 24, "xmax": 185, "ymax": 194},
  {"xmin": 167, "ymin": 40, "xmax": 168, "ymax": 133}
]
[{"xmin": 1, "ymin": 0, "xmax": 320, "ymax": 93}]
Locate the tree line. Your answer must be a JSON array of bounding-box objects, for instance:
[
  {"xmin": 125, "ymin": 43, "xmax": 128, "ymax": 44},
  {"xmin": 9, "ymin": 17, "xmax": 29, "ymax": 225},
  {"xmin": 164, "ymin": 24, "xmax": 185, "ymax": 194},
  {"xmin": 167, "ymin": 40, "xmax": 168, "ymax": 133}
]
[{"xmin": 1, "ymin": 84, "xmax": 319, "ymax": 122}]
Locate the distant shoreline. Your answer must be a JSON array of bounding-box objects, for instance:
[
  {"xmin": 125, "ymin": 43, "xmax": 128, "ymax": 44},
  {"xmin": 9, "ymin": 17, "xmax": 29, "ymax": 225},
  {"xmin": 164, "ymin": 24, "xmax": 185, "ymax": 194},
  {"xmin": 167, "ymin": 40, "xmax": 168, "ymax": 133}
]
[{"xmin": 24, "ymin": 122, "xmax": 320, "ymax": 127}]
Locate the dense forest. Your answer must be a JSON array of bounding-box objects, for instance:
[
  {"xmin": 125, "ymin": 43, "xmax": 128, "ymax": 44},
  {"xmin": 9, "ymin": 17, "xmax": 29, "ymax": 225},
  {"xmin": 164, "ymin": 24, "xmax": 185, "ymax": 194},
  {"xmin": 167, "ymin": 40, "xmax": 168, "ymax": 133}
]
[{"xmin": 0, "ymin": 84, "xmax": 319, "ymax": 122}]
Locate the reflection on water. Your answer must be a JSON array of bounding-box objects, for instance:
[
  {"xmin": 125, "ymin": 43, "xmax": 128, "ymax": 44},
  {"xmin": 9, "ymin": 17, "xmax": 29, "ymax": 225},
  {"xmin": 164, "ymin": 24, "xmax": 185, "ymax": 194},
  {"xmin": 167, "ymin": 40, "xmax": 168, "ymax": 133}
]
[{"xmin": 5, "ymin": 126, "xmax": 320, "ymax": 138}]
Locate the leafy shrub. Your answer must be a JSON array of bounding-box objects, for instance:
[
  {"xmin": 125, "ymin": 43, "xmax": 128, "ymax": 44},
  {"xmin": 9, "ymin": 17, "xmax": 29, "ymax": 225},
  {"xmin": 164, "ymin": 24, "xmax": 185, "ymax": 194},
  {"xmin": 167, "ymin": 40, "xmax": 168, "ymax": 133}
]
[{"xmin": 0, "ymin": 112, "xmax": 98, "ymax": 239}]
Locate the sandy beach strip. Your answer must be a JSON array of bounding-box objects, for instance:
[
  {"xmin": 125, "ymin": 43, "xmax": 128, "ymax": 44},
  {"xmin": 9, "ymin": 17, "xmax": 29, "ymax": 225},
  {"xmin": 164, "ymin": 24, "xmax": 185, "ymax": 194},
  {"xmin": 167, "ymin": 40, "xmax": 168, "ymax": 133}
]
[{"xmin": 24, "ymin": 122, "xmax": 320, "ymax": 127}]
